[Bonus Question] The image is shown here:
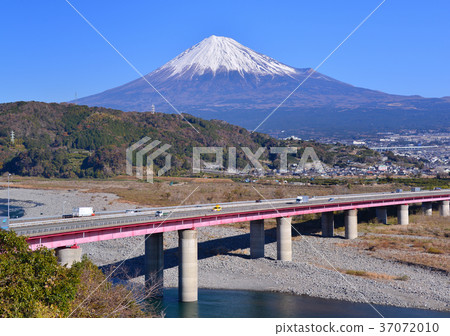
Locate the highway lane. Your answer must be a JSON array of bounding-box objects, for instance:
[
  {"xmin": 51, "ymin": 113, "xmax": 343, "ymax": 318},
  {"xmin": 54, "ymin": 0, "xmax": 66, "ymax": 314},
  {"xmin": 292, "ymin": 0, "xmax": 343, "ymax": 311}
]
[
  {"xmin": 8, "ymin": 189, "xmax": 424, "ymax": 223},
  {"xmin": 10, "ymin": 189, "xmax": 449, "ymax": 238}
]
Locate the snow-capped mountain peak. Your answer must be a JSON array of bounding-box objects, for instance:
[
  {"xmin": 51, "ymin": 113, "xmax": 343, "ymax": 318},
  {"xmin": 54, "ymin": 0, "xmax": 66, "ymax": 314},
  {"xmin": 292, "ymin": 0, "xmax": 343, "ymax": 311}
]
[{"xmin": 155, "ymin": 35, "xmax": 298, "ymax": 78}]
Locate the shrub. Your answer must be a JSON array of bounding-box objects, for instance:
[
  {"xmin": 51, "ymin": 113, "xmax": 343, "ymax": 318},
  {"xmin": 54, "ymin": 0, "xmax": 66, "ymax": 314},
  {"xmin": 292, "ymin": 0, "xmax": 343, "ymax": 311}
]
[
  {"xmin": 0, "ymin": 230, "xmax": 79, "ymax": 317},
  {"xmin": 0, "ymin": 230, "xmax": 153, "ymax": 318}
]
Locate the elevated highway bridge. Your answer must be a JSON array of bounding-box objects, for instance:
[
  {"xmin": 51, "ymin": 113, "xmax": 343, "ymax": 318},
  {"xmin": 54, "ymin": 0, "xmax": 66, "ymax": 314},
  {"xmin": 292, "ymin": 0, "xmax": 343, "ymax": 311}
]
[{"xmin": 8, "ymin": 189, "xmax": 450, "ymax": 302}]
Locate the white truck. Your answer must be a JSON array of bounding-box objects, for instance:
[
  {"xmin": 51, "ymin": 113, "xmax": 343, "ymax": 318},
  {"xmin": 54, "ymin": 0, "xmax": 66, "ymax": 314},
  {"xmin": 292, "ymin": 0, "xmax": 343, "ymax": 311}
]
[
  {"xmin": 296, "ymin": 196, "xmax": 309, "ymax": 204},
  {"xmin": 72, "ymin": 207, "xmax": 94, "ymax": 217}
]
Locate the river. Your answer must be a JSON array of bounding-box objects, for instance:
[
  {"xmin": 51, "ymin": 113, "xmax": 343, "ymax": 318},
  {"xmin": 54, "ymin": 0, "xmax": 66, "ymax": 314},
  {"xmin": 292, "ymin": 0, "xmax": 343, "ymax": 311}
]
[{"xmin": 151, "ymin": 288, "xmax": 450, "ymax": 318}]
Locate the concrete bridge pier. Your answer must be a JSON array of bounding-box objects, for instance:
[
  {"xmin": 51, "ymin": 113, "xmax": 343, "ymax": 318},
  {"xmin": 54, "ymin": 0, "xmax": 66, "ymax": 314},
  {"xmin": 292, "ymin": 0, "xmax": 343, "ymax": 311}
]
[
  {"xmin": 178, "ymin": 229, "xmax": 198, "ymax": 302},
  {"xmin": 397, "ymin": 204, "xmax": 409, "ymax": 225},
  {"xmin": 422, "ymin": 202, "xmax": 433, "ymax": 216},
  {"xmin": 439, "ymin": 200, "xmax": 449, "ymax": 217},
  {"xmin": 55, "ymin": 245, "xmax": 82, "ymax": 267},
  {"xmin": 250, "ymin": 219, "xmax": 265, "ymax": 258},
  {"xmin": 321, "ymin": 212, "xmax": 334, "ymax": 237},
  {"xmin": 345, "ymin": 209, "xmax": 358, "ymax": 240},
  {"xmin": 276, "ymin": 217, "xmax": 292, "ymax": 261},
  {"xmin": 376, "ymin": 207, "xmax": 388, "ymax": 224},
  {"xmin": 144, "ymin": 233, "xmax": 164, "ymax": 296}
]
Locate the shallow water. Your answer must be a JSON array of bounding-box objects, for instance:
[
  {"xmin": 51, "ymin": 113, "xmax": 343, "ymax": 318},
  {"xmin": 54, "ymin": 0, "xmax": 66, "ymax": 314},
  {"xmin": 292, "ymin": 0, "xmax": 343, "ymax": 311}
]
[{"xmin": 152, "ymin": 288, "xmax": 450, "ymax": 318}]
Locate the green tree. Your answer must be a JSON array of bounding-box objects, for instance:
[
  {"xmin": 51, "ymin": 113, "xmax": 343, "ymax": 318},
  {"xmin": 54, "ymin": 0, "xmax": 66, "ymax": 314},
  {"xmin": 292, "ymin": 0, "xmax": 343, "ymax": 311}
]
[
  {"xmin": 0, "ymin": 230, "xmax": 80, "ymax": 317},
  {"xmin": 0, "ymin": 230, "xmax": 154, "ymax": 318}
]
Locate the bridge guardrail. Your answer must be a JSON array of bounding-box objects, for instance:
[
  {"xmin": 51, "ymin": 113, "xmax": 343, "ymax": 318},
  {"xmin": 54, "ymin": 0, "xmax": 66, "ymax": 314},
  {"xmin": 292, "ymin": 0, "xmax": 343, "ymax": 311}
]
[{"xmin": 11, "ymin": 190, "xmax": 450, "ymax": 236}]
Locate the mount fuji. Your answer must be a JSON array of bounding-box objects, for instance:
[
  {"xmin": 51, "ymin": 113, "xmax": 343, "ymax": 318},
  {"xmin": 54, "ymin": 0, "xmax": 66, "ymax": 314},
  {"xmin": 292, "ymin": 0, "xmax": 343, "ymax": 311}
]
[{"xmin": 74, "ymin": 35, "xmax": 449, "ymax": 136}]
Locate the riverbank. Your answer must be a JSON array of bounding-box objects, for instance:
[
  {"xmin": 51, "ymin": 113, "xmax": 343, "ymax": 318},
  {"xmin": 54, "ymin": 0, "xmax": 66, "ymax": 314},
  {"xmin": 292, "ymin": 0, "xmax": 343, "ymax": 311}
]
[{"xmin": 2, "ymin": 186, "xmax": 449, "ymax": 314}]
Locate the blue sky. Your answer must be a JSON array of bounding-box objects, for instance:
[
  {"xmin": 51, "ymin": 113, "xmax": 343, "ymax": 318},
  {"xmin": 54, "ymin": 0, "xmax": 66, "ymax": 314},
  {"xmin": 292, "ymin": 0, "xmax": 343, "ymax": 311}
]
[{"xmin": 1, "ymin": 0, "xmax": 449, "ymax": 103}]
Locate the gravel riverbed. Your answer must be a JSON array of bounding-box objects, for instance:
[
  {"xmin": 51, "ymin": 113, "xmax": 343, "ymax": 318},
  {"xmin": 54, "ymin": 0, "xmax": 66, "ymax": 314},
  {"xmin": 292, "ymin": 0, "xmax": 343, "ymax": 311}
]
[{"xmin": 2, "ymin": 187, "xmax": 449, "ymax": 313}]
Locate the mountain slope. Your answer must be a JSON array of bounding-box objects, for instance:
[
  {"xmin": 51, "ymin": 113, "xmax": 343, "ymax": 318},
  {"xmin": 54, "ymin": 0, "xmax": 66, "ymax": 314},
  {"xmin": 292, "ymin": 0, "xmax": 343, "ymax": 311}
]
[
  {"xmin": 1, "ymin": 101, "xmax": 404, "ymax": 178},
  {"xmin": 0, "ymin": 101, "xmax": 269, "ymax": 177},
  {"xmin": 74, "ymin": 36, "xmax": 450, "ymax": 136}
]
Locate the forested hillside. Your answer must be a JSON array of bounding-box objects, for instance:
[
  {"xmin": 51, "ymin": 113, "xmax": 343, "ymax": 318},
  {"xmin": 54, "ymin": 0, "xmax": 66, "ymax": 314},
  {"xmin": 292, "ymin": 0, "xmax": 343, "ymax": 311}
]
[{"xmin": 0, "ymin": 101, "xmax": 418, "ymax": 178}]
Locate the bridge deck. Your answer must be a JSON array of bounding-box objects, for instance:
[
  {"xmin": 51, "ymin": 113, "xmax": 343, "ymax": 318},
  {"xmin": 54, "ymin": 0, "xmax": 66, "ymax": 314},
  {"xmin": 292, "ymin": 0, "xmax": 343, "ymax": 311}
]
[{"xmin": 9, "ymin": 190, "xmax": 450, "ymax": 249}]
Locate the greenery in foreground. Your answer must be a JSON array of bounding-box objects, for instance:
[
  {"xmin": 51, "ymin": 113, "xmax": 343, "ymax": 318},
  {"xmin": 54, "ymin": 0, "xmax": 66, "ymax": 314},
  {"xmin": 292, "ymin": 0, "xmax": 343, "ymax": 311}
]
[{"xmin": 0, "ymin": 230, "xmax": 150, "ymax": 317}]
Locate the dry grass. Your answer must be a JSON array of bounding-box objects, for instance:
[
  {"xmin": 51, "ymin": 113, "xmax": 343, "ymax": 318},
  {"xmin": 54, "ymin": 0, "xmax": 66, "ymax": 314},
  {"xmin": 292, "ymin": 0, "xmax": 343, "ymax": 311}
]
[
  {"xmin": 386, "ymin": 252, "xmax": 449, "ymax": 273},
  {"xmin": 355, "ymin": 214, "xmax": 450, "ymax": 239},
  {"xmin": 349, "ymin": 233, "xmax": 450, "ymax": 273},
  {"xmin": 316, "ymin": 264, "xmax": 409, "ymax": 281},
  {"xmin": 70, "ymin": 261, "xmax": 157, "ymax": 318},
  {"xmin": 1, "ymin": 175, "xmax": 396, "ymax": 208},
  {"xmin": 360, "ymin": 235, "xmax": 448, "ymax": 252},
  {"xmin": 335, "ymin": 208, "xmax": 450, "ymax": 273},
  {"xmin": 343, "ymin": 269, "xmax": 408, "ymax": 281},
  {"xmin": 426, "ymin": 246, "xmax": 444, "ymax": 254},
  {"xmin": 229, "ymin": 248, "xmax": 250, "ymax": 256}
]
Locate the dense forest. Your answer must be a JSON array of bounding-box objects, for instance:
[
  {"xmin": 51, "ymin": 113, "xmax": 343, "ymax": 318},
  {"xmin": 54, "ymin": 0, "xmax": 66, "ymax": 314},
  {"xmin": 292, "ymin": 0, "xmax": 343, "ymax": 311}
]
[{"xmin": 0, "ymin": 101, "xmax": 421, "ymax": 178}]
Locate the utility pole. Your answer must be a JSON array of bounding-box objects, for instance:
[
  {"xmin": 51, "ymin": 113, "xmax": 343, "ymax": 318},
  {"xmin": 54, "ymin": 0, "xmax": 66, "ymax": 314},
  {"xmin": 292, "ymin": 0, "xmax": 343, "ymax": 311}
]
[{"xmin": 7, "ymin": 173, "xmax": 11, "ymax": 219}]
